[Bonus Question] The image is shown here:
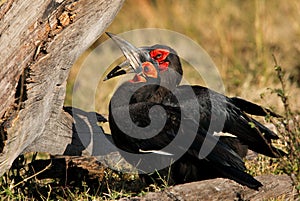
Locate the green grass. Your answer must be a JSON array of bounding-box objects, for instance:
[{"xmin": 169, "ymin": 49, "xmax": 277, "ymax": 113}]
[{"xmin": 2, "ymin": 0, "xmax": 300, "ymax": 200}]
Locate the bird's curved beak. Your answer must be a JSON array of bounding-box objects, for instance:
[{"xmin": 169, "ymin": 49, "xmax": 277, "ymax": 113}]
[{"xmin": 104, "ymin": 32, "xmax": 148, "ymax": 81}]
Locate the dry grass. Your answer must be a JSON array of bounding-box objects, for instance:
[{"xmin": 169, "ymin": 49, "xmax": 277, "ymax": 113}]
[{"xmin": 2, "ymin": 0, "xmax": 300, "ymax": 200}]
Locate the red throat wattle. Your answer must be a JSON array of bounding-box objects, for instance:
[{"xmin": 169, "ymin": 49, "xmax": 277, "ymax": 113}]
[{"xmin": 129, "ymin": 74, "xmax": 146, "ymax": 83}]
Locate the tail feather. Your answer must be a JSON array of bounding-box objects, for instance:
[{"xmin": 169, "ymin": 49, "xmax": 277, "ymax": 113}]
[
  {"xmin": 248, "ymin": 117, "xmax": 278, "ymax": 140},
  {"xmin": 241, "ymin": 114, "xmax": 287, "ymax": 157},
  {"xmin": 225, "ymin": 109, "xmax": 284, "ymax": 158},
  {"xmin": 167, "ymin": 152, "xmax": 262, "ymax": 190},
  {"xmin": 230, "ymin": 97, "xmax": 282, "ymax": 118},
  {"xmin": 219, "ymin": 137, "xmax": 248, "ymax": 158},
  {"xmin": 213, "ymin": 163, "xmax": 263, "ymax": 190}
]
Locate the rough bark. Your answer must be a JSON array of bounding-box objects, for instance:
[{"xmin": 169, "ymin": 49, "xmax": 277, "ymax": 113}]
[
  {"xmin": 122, "ymin": 174, "xmax": 297, "ymax": 201},
  {"xmin": 0, "ymin": 0, "xmax": 124, "ymax": 176}
]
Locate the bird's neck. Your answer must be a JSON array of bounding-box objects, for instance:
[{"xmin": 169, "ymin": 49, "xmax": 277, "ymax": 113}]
[{"xmin": 159, "ymin": 68, "xmax": 182, "ymax": 90}]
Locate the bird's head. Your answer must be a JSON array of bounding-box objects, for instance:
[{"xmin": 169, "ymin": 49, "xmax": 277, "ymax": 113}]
[
  {"xmin": 104, "ymin": 32, "xmax": 160, "ymax": 84},
  {"xmin": 141, "ymin": 44, "xmax": 183, "ymax": 88},
  {"xmin": 142, "ymin": 45, "xmax": 182, "ymax": 73}
]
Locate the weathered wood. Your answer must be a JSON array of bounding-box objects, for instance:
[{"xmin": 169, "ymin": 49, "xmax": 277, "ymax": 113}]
[
  {"xmin": 0, "ymin": 0, "xmax": 124, "ymax": 176},
  {"xmin": 122, "ymin": 174, "xmax": 297, "ymax": 201}
]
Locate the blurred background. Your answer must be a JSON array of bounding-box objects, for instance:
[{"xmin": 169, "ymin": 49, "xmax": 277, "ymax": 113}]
[{"xmin": 66, "ymin": 0, "xmax": 300, "ymax": 118}]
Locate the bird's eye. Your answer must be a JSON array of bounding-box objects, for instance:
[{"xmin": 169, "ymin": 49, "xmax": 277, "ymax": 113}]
[
  {"xmin": 155, "ymin": 53, "xmax": 162, "ymax": 59},
  {"xmin": 144, "ymin": 65, "xmax": 150, "ymax": 73}
]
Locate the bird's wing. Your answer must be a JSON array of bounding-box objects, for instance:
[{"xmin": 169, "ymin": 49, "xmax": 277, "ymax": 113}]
[{"xmin": 166, "ymin": 85, "xmax": 285, "ymax": 157}]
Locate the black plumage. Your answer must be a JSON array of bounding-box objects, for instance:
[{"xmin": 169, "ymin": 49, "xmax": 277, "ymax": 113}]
[
  {"xmin": 141, "ymin": 44, "xmax": 285, "ymax": 158},
  {"xmin": 104, "ymin": 33, "xmax": 285, "ymax": 190},
  {"xmin": 107, "ymin": 59, "xmax": 262, "ymax": 189}
]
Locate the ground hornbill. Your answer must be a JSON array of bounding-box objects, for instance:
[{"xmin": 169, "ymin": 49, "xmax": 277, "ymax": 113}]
[{"xmin": 104, "ymin": 33, "xmax": 285, "ymax": 190}]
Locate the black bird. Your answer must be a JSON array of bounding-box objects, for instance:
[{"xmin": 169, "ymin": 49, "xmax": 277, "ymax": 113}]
[
  {"xmin": 103, "ymin": 33, "xmax": 287, "ymax": 190},
  {"xmin": 106, "ymin": 35, "xmax": 285, "ymax": 159}
]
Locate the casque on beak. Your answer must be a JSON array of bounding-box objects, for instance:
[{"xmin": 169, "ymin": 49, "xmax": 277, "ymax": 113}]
[{"xmin": 103, "ymin": 32, "xmax": 149, "ymax": 81}]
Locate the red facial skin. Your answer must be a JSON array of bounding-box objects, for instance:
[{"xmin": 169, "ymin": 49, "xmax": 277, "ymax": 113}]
[{"xmin": 149, "ymin": 49, "xmax": 170, "ymax": 72}]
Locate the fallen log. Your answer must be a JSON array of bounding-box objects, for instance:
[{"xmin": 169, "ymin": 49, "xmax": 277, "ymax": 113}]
[{"xmin": 123, "ymin": 174, "xmax": 297, "ymax": 201}]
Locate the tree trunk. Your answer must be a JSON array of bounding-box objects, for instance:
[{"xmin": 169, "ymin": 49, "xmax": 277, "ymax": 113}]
[{"xmin": 0, "ymin": 0, "xmax": 124, "ymax": 176}]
